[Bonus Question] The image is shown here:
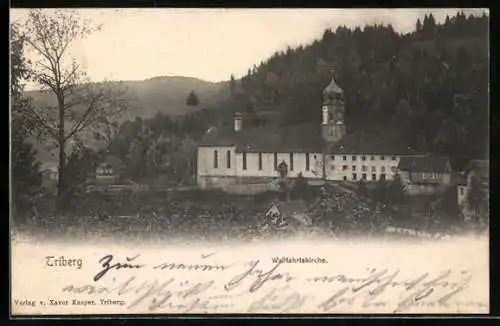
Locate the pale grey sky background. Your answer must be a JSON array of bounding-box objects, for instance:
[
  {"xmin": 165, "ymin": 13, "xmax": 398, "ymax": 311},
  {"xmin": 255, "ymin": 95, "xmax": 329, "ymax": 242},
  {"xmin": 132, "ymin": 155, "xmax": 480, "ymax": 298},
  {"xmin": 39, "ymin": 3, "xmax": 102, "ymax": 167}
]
[{"xmin": 11, "ymin": 8, "xmax": 487, "ymax": 89}]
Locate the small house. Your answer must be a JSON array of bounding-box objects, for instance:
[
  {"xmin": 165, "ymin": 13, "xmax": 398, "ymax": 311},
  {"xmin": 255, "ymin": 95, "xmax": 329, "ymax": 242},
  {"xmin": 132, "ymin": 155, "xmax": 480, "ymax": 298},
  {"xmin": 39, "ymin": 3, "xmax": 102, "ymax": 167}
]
[
  {"xmin": 39, "ymin": 163, "xmax": 58, "ymax": 193},
  {"xmin": 41, "ymin": 166, "xmax": 58, "ymax": 181},
  {"xmin": 397, "ymin": 155, "xmax": 452, "ymax": 196},
  {"xmin": 95, "ymin": 155, "xmax": 125, "ymax": 183}
]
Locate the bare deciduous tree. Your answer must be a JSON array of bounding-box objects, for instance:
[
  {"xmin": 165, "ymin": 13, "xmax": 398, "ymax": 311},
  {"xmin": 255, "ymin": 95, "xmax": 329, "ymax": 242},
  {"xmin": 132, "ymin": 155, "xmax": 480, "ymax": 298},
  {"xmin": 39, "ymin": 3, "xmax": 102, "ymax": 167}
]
[{"xmin": 18, "ymin": 9, "xmax": 135, "ymax": 209}]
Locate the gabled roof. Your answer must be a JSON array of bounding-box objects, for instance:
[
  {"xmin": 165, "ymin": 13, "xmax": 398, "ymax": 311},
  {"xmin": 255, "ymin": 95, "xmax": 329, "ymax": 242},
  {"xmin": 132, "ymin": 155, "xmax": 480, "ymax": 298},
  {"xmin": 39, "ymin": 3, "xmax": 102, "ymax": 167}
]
[
  {"xmin": 398, "ymin": 155, "xmax": 451, "ymax": 173},
  {"xmin": 99, "ymin": 155, "xmax": 125, "ymax": 170},
  {"xmin": 198, "ymin": 123, "xmax": 324, "ymax": 153},
  {"xmin": 465, "ymin": 159, "xmax": 489, "ymax": 178},
  {"xmin": 41, "ymin": 162, "xmax": 58, "ymax": 172},
  {"xmin": 327, "ymin": 132, "xmax": 420, "ymax": 155},
  {"xmin": 455, "ymin": 172, "xmax": 468, "ymax": 186}
]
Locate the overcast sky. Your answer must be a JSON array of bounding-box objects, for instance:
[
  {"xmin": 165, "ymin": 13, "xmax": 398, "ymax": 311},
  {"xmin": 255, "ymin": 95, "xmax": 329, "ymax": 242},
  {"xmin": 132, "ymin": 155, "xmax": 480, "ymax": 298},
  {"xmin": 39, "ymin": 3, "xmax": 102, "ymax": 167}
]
[{"xmin": 11, "ymin": 8, "xmax": 488, "ymax": 88}]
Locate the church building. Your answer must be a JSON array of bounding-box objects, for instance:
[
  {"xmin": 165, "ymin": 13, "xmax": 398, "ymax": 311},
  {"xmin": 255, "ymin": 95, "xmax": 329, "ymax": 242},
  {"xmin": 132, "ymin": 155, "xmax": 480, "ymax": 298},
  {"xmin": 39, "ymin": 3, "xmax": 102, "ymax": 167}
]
[{"xmin": 197, "ymin": 75, "xmax": 426, "ymax": 192}]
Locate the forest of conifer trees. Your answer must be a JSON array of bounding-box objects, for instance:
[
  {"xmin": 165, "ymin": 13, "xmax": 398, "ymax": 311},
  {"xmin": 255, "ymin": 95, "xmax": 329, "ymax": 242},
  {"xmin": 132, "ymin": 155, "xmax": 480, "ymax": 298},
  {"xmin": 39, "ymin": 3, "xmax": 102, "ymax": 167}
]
[
  {"xmin": 201, "ymin": 11, "xmax": 488, "ymax": 169},
  {"xmin": 98, "ymin": 11, "xmax": 489, "ymax": 183}
]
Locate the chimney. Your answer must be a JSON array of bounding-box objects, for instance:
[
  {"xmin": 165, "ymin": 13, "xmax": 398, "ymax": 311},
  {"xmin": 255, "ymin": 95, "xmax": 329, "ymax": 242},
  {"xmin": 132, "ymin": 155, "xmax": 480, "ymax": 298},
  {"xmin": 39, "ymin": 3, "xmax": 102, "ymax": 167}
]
[{"xmin": 234, "ymin": 112, "xmax": 242, "ymax": 132}]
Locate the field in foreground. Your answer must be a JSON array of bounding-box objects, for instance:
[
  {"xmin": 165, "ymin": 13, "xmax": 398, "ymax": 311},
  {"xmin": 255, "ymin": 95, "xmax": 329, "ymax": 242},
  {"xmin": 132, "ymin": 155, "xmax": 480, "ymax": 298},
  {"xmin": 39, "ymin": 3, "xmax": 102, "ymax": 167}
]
[{"xmin": 12, "ymin": 185, "xmax": 487, "ymax": 244}]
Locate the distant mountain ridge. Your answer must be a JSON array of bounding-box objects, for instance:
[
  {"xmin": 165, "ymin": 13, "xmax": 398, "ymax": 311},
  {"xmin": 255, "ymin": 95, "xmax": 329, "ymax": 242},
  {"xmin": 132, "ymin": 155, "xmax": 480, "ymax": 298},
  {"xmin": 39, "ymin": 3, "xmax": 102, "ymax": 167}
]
[
  {"xmin": 24, "ymin": 75, "xmax": 230, "ymax": 166},
  {"xmin": 24, "ymin": 75, "xmax": 230, "ymax": 122}
]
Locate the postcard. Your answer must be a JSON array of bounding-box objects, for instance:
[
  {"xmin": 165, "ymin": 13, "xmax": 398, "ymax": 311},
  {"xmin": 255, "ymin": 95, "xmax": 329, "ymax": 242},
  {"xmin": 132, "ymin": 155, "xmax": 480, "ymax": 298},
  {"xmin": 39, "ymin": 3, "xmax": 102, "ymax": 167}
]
[{"xmin": 10, "ymin": 8, "xmax": 489, "ymax": 315}]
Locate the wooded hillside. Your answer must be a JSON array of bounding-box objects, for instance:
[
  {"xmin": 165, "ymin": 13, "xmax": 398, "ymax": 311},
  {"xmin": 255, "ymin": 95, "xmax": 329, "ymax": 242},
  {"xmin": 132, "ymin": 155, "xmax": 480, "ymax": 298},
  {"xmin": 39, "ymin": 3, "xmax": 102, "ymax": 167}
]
[{"xmin": 202, "ymin": 11, "xmax": 488, "ymax": 169}]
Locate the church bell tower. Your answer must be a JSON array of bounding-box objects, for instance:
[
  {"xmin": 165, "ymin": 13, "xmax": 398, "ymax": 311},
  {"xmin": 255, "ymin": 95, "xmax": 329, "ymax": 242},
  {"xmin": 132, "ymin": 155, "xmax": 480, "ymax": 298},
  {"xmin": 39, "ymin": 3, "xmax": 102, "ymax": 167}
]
[{"xmin": 321, "ymin": 72, "xmax": 346, "ymax": 144}]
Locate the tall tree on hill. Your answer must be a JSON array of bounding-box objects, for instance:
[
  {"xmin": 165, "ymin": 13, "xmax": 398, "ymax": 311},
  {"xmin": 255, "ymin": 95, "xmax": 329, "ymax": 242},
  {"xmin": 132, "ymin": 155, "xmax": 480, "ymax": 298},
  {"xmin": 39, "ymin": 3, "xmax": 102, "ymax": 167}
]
[
  {"xmin": 444, "ymin": 15, "xmax": 451, "ymax": 27},
  {"xmin": 18, "ymin": 10, "xmax": 132, "ymax": 210},
  {"xmin": 10, "ymin": 24, "xmax": 42, "ymax": 218},
  {"xmin": 422, "ymin": 14, "xmax": 429, "ymax": 32},
  {"xmin": 424, "ymin": 13, "xmax": 437, "ymax": 36},
  {"xmin": 416, "ymin": 18, "xmax": 423, "ymax": 33},
  {"xmin": 185, "ymin": 90, "xmax": 199, "ymax": 106},
  {"xmin": 229, "ymin": 74, "xmax": 236, "ymax": 96}
]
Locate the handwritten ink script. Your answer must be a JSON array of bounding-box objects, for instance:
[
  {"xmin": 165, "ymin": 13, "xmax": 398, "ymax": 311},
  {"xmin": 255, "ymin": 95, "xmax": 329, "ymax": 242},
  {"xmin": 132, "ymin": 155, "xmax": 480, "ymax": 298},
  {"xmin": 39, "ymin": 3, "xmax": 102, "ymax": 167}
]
[{"xmin": 11, "ymin": 239, "xmax": 489, "ymax": 314}]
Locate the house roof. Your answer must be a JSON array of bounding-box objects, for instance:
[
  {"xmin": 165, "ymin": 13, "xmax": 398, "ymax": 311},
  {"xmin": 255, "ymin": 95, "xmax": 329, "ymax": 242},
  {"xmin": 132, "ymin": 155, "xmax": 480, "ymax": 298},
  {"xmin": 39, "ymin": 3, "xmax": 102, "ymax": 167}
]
[
  {"xmin": 199, "ymin": 120, "xmax": 424, "ymax": 156},
  {"xmin": 199, "ymin": 122, "xmax": 324, "ymax": 153},
  {"xmin": 455, "ymin": 173, "xmax": 468, "ymax": 186},
  {"xmin": 465, "ymin": 159, "xmax": 489, "ymax": 178},
  {"xmin": 398, "ymin": 155, "xmax": 451, "ymax": 173},
  {"xmin": 99, "ymin": 155, "xmax": 125, "ymax": 170},
  {"xmin": 327, "ymin": 132, "xmax": 421, "ymax": 155},
  {"xmin": 41, "ymin": 162, "xmax": 58, "ymax": 172}
]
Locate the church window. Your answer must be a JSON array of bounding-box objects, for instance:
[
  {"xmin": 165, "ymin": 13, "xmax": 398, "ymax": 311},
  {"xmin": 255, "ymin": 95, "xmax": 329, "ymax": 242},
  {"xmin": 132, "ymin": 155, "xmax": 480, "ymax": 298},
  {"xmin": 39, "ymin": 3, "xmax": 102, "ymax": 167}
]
[
  {"xmin": 290, "ymin": 153, "xmax": 294, "ymax": 171},
  {"xmin": 352, "ymin": 165, "xmax": 357, "ymax": 171},
  {"xmin": 380, "ymin": 156, "xmax": 385, "ymax": 160},
  {"xmin": 213, "ymin": 150, "xmax": 218, "ymax": 169},
  {"xmin": 460, "ymin": 187, "xmax": 465, "ymax": 196},
  {"xmin": 371, "ymin": 166, "xmax": 376, "ymax": 172},
  {"xmin": 370, "ymin": 156, "xmax": 375, "ymax": 160},
  {"xmin": 227, "ymin": 150, "xmax": 231, "ymax": 168},
  {"xmin": 372, "ymin": 173, "xmax": 377, "ymax": 180},
  {"xmin": 361, "ymin": 156, "xmax": 366, "ymax": 161},
  {"xmin": 352, "ymin": 173, "xmax": 357, "ymax": 181},
  {"xmin": 314, "ymin": 155, "xmax": 317, "ymax": 159},
  {"xmin": 362, "ymin": 165, "xmax": 367, "ymax": 172},
  {"xmin": 352, "ymin": 155, "xmax": 357, "ymax": 161},
  {"xmin": 258, "ymin": 152, "xmax": 263, "ymax": 170},
  {"xmin": 362, "ymin": 173, "xmax": 367, "ymax": 180},
  {"xmin": 343, "ymin": 156, "xmax": 347, "ymax": 161},
  {"xmin": 381, "ymin": 166, "xmax": 386, "ymax": 173},
  {"xmin": 274, "ymin": 152, "xmax": 278, "ymax": 170},
  {"xmin": 392, "ymin": 156, "xmax": 397, "ymax": 161},
  {"xmin": 243, "ymin": 152, "xmax": 247, "ymax": 170},
  {"xmin": 306, "ymin": 153, "xmax": 310, "ymax": 171},
  {"xmin": 342, "ymin": 165, "xmax": 348, "ymax": 171}
]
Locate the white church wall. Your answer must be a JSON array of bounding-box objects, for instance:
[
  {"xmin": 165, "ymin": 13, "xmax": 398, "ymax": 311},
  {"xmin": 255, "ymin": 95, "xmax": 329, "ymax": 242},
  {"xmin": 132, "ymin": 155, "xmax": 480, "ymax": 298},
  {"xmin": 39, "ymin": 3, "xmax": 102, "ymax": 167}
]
[
  {"xmin": 234, "ymin": 152, "xmax": 323, "ymax": 179},
  {"xmin": 197, "ymin": 146, "xmax": 238, "ymax": 188}
]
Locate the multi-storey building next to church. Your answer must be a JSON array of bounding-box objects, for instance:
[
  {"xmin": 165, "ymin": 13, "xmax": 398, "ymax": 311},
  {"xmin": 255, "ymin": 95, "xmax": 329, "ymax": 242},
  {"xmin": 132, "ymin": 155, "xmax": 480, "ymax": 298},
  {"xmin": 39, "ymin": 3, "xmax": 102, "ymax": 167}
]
[{"xmin": 196, "ymin": 75, "xmax": 450, "ymax": 194}]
